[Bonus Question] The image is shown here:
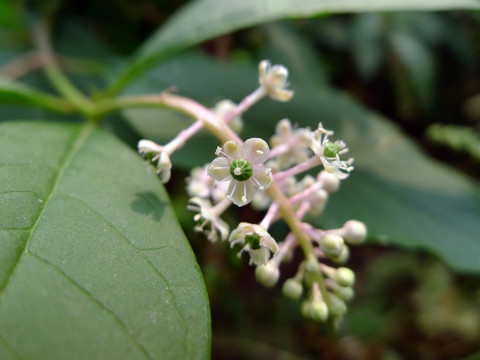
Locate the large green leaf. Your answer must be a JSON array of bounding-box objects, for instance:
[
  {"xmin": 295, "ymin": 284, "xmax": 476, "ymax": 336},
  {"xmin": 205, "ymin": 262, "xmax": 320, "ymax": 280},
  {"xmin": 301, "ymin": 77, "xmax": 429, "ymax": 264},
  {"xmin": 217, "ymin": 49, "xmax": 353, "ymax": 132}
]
[
  {"xmin": 0, "ymin": 121, "xmax": 210, "ymax": 359},
  {"xmin": 123, "ymin": 53, "xmax": 480, "ymax": 273},
  {"xmin": 107, "ymin": 0, "xmax": 480, "ymax": 94}
]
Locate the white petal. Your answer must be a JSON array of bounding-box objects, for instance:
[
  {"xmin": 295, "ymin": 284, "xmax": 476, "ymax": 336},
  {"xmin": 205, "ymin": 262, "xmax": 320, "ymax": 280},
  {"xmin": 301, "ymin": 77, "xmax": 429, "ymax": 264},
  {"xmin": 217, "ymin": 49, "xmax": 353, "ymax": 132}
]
[
  {"xmin": 249, "ymin": 248, "xmax": 269, "ymax": 266},
  {"xmin": 243, "ymin": 138, "xmax": 270, "ymax": 164},
  {"xmin": 271, "ymin": 89, "xmax": 294, "ymax": 102},
  {"xmin": 227, "ymin": 179, "xmax": 256, "ymax": 207},
  {"xmin": 223, "ymin": 141, "xmax": 243, "ymax": 159},
  {"xmin": 269, "ymin": 65, "xmax": 289, "ymax": 87},
  {"xmin": 252, "ymin": 166, "xmax": 273, "ymax": 190},
  {"xmin": 262, "ymin": 236, "xmax": 279, "ymax": 255},
  {"xmin": 320, "ymin": 156, "xmax": 337, "ymax": 174},
  {"xmin": 258, "ymin": 60, "xmax": 270, "ymax": 87},
  {"xmin": 208, "ymin": 157, "xmax": 231, "ymax": 181}
]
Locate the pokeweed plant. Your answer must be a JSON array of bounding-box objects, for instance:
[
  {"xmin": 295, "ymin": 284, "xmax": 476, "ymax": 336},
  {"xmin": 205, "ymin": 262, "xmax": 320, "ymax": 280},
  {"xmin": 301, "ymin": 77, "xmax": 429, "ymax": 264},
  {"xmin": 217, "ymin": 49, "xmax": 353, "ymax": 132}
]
[
  {"xmin": 137, "ymin": 60, "xmax": 365, "ymax": 325},
  {"xmin": 1, "ymin": 0, "xmax": 480, "ymax": 359}
]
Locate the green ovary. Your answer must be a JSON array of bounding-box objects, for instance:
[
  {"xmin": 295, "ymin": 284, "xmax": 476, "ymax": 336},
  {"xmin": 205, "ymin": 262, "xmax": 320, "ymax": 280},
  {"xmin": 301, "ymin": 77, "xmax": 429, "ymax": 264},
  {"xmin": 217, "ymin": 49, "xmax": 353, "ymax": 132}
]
[
  {"xmin": 245, "ymin": 233, "xmax": 261, "ymax": 249},
  {"xmin": 324, "ymin": 142, "xmax": 340, "ymax": 158},
  {"xmin": 230, "ymin": 158, "xmax": 253, "ymax": 181}
]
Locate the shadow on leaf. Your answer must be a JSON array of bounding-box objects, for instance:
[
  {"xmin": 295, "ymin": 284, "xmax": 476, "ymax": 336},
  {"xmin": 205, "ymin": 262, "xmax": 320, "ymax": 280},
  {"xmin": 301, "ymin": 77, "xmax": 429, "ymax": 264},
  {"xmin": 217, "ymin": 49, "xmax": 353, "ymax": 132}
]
[{"xmin": 131, "ymin": 191, "xmax": 168, "ymax": 221}]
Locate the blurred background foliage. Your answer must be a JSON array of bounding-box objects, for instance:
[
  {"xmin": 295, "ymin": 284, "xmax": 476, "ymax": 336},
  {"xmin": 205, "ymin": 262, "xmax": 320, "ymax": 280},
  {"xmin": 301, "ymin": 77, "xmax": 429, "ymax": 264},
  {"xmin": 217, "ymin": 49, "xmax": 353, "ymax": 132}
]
[{"xmin": 1, "ymin": 0, "xmax": 480, "ymax": 359}]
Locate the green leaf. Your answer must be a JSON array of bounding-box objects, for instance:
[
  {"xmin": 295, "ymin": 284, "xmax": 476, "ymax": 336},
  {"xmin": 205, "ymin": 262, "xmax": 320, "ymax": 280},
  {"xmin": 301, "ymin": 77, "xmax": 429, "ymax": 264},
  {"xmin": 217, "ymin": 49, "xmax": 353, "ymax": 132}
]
[
  {"xmin": 389, "ymin": 32, "xmax": 436, "ymax": 109},
  {"xmin": 0, "ymin": 121, "xmax": 210, "ymax": 359},
  {"xmin": 107, "ymin": 0, "xmax": 480, "ymax": 94},
  {"xmin": 124, "ymin": 53, "xmax": 480, "ymax": 273}
]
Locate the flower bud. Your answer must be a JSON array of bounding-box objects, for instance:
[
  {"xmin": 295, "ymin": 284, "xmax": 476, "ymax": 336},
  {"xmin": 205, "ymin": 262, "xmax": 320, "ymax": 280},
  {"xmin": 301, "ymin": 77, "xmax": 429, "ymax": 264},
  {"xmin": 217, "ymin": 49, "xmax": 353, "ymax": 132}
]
[
  {"xmin": 255, "ymin": 261, "xmax": 280, "ymax": 287},
  {"xmin": 301, "ymin": 300, "xmax": 312, "ymax": 319},
  {"xmin": 343, "ymin": 220, "xmax": 367, "ymax": 245},
  {"xmin": 320, "ymin": 234, "xmax": 344, "ymax": 258},
  {"xmin": 332, "ymin": 245, "xmax": 350, "ymax": 264},
  {"xmin": 317, "ymin": 170, "xmax": 340, "ymax": 193},
  {"xmin": 305, "ymin": 255, "xmax": 319, "ymax": 273},
  {"xmin": 282, "ymin": 278, "xmax": 303, "ymax": 300},
  {"xmin": 333, "ymin": 286, "xmax": 354, "ymax": 302},
  {"xmin": 334, "ymin": 267, "xmax": 355, "ymax": 287},
  {"xmin": 301, "ymin": 299, "xmax": 329, "ymax": 322},
  {"xmin": 328, "ymin": 294, "xmax": 347, "ymax": 317}
]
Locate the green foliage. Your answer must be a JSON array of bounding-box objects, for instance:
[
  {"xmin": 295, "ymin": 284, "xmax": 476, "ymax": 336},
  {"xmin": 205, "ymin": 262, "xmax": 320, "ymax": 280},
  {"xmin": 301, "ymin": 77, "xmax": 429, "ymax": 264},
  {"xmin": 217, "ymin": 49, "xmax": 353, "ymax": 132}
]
[
  {"xmin": 0, "ymin": 121, "xmax": 210, "ymax": 359},
  {"xmin": 108, "ymin": 0, "xmax": 480, "ymax": 94}
]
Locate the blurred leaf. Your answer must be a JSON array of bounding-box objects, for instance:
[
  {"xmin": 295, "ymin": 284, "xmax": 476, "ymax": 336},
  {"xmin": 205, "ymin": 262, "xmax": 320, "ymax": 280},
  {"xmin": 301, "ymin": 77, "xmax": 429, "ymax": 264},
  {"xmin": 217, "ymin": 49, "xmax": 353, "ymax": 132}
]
[
  {"xmin": 350, "ymin": 14, "xmax": 385, "ymax": 80},
  {"xmin": 124, "ymin": 53, "xmax": 480, "ymax": 273},
  {"xmin": 259, "ymin": 23, "xmax": 329, "ymax": 86},
  {"xmin": 389, "ymin": 32, "xmax": 436, "ymax": 109},
  {"xmin": 0, "ymin": 120, "xmax": 210, "ymax": 359},
  {"xmin": 108, "ymin": 0, "xmax": 480, "ymax": 94}
]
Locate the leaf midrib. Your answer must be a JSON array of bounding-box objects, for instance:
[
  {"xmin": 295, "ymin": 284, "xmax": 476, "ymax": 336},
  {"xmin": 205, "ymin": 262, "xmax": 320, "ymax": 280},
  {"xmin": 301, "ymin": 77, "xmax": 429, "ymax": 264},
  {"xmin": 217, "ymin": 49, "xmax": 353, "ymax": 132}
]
[{"xmin": 0, "ymin": 122, "xmax": 93, "ymax": 301}]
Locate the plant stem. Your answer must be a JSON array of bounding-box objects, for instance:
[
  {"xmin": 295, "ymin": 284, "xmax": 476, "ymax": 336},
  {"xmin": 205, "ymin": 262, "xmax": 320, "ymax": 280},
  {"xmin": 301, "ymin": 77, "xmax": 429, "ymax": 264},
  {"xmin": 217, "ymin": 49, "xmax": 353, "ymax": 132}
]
[{"xmin": 33, "ymin": 20, "xmax": 95, "ymax": 118}]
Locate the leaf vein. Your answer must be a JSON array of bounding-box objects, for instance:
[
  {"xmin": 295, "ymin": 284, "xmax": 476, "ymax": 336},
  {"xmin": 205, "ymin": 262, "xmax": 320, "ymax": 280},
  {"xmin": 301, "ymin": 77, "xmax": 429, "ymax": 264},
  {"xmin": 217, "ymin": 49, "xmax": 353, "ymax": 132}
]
[
  {"xmin": 0, "ymin": 124, "xmax": 92, "ymax": 303},
  {"xmin": 29, "ymin": 253, "xmax": 155, "ymax": 360},
  {"xmin": 0, "ymin": 333, "xmax": 22, "ymax": 360},
  {"xmin": 57, "ymin": 190, "xmax": 189, "ymax": 329}
]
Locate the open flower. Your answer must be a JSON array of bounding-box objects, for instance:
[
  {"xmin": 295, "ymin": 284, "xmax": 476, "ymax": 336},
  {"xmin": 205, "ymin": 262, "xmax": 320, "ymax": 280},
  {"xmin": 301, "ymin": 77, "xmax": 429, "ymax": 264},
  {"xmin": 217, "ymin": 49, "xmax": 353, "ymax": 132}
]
[
  {"xmin": 229, "ymin": 222, "xmax": 279, "ymax": 265},
  {"xmin": 138, "ymin": 139, "xmax": 172, "ymax": 183},
  {"xmin": 214, "ymin": 99, "xmax": 243, "ymax": 133},
  {"xmin": 309, "ymin": 124, "xmax": 354, "ymax": 180},
  {"xmin": 259, "ymin": 60, "xmax": 294, "ymax": 102},
  {"xmin": 270, "ymin": 119, "xmax": 311, "ymax": 169},
  {"xmin": 207, "ymin": 138, "xmax": 273, "ymax": 207},
  {"xmin": 187, "ymin": 165, "xmax": 230, "ymax": 202},
  {"xmin": 187, "ymin": 197, "xmax": 230, "ymax": 242}
]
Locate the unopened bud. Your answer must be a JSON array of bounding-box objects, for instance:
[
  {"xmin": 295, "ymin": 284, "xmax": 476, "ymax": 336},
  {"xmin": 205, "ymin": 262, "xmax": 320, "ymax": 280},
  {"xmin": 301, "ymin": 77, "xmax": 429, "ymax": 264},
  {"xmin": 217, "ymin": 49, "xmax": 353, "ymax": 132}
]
[
  {"xmin": 255, "ymin": 261, "xmax": 280, "ymax": 288},
  {"xmin": 333, "ymin": 286, "xmax": 354, "ymax": 302},
  {"xmin": 328, "ymin": 294, "xmax": 347, "ymax": 317},
  {"xmin": 334, "ymin": 267, "xmax": 355, "ymax": 287},
  {"xmin": 343, "ymin": 220, "xmax": 367, "ymax": 245},
  {"xmin": 317, "ymin": 171, "xmax": 340, "ymax": 193},
  {"xmin": 305, "ymin": 255, "xmax": 319, "ymax": 273},
  {"xmin": 320, "ymin": 234, "xmax": 344, "ymax": 258},
  {"xmin": 310, "ymin": 300, "xmax": 329, "ymax": 322},
  {"xmin": 282, "ymin": 278, "xmax": 303, "ymax": 300},
  {"xmin": 332, "ymin": 245, "xmax": 349, "ymax": 264}
]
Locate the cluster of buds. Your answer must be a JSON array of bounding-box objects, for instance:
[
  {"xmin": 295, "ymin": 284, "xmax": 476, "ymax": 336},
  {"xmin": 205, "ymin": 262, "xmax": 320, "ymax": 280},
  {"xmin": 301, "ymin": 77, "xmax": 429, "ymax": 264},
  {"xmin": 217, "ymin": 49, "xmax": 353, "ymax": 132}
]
[{"xmin": 138, "ymin": 60, "xmax": 367, "ymax": 326}]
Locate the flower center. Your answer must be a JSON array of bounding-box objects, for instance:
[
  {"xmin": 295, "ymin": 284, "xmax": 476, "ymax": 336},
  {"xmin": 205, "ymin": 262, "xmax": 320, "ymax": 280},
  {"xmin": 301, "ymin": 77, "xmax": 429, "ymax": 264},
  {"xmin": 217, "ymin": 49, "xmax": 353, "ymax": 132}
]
[
  {"xmin": 324, "ymin": 141, "xmax": 340, "ymax": 158},
  {"xmin": 230, "ymin": 158, "xmax": 253, "ymax": 181},
  {"xmin": 245, "ymin": 233, "xmax": 261, "ymax": 250}
]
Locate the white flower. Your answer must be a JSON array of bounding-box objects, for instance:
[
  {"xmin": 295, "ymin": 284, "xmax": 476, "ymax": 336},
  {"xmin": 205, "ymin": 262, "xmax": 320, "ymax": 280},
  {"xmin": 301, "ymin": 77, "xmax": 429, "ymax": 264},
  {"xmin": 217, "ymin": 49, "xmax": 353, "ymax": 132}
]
[
  {"xmin": 229, "ymin": 222, "xmax": 279, "ymax": 265},
  {"xmin": 214, "ymin": 99, "xmax": 243, "ymax": 133},
  {"xmin": 309, "ymin": 123, "xmax": 354, "ymax": 180},
  {"xmin": 186, "ymin": 166, "xmax": 229, "ymax": 202},
  {"xmin": 258, "ymin": 60, "xmax": 294, "ymax": 102},
  {"xmin": 138, "ymin": 139, "xmax": 172, "ymax": 183},
  {"xmin": 207, "ymin": 138, "xmax": 273, "ymax": 207},
  {"xmin": 187, "ymin": 197, "xmax": 230, "ymax": 242},
  {"xmin": 270, "ymin": 119, "xmax": 311, "ymax": 169}
]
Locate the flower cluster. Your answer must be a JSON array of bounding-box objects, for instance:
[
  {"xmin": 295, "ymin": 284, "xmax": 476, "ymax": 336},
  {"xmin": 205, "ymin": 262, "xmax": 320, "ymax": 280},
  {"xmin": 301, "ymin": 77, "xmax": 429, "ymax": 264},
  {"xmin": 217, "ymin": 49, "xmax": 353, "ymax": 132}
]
[{"xmin": 137, "ymin": 60, "xmax": 367, "ymax": 326}]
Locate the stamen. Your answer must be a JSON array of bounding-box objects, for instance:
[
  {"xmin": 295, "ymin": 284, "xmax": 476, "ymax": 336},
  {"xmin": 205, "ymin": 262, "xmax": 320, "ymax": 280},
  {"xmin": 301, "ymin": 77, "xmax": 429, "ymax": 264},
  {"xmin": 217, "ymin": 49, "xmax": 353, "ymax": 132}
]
[{"xmin": 242, "ymin": 183, "xmax": 247, "ymax": 203}]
